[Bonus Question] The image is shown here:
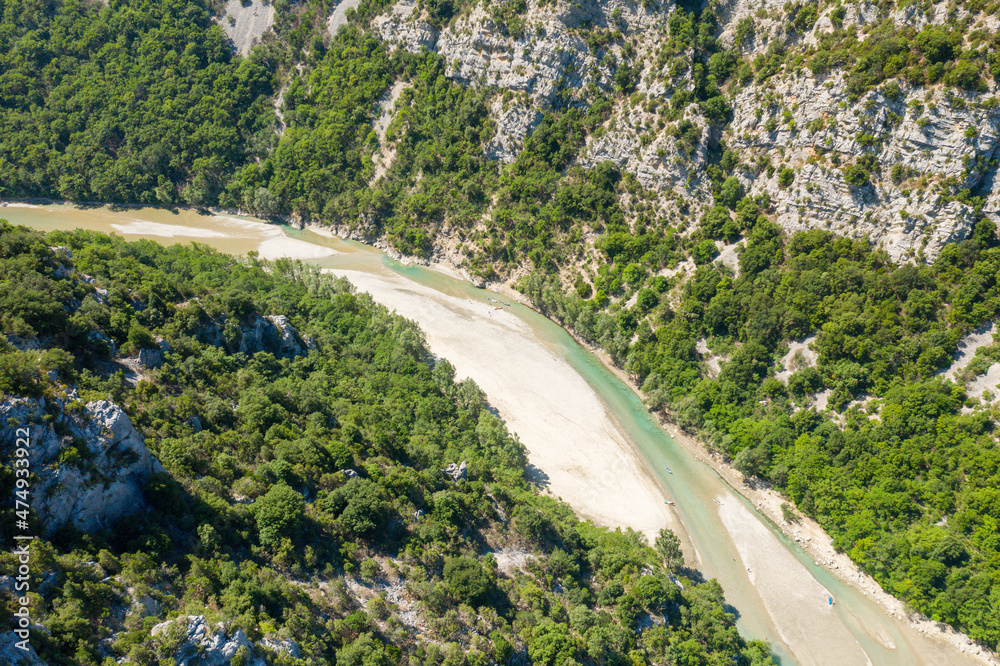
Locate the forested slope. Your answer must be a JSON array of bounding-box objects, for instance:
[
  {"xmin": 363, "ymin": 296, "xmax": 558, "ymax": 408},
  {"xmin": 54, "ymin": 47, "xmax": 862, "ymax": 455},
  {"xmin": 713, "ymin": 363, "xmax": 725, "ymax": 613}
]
[
  {"xmin": 3, "ymin": 0, "xmax": 1000, "ymax": 654},
  {"xmin": 0, "ymin": 222, "xmax": 773, "ymax": 665}
]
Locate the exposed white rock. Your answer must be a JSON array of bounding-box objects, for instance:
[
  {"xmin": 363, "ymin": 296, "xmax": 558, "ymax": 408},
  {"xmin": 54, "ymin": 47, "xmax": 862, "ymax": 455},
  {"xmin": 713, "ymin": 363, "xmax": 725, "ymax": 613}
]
[
  {"xmin": 367, "ymin": 0, "xmax": 1000, "ymax": 255},
  {"xmin": 372, "ymin": 81, "xmax": 412, "ymax": 181},
  {"xmin": 714, "ymin": 239, "xmax": 742, "ymax": 276},
  {"xmin": 260, "ymin": 636, "xmax": 302, "ymax": 659},
  {"xmin": 218, "ymin": 0, "xmax": 275, "ymax": 56},
  {"xmin": 152, "ymin": 616, "xmax": 266, "ymax": 666},
  {"xmin": 234, "ymin": 314, "xmax": 311, "ymax": 356},
  {"xmin": 941, "ymin": 321, "xmax": 997, "ymax": 382},
  {"xmin": 0, "ymin": 397, "xmax": 160, "ymax": 535},
  {"xmin": 138, "ymin": 338, "xmax": 172, "ymax": 369},
  {"xmin": 329, "ymin": 0, "xmax": 365, "ymax": 36},
  {"xmin": 775, "ymin": 335, "xmax": 818, "ymax": 383},
  {"xmin": 265, "ymin": 314, "xmax": 311, "ymax": 356},
  {"xmin": 373, "ymin": 0, "xmax": 437, "ymax": 53},
  {"xmin": 443, "ymin": 460, "xmax": 467, "ymax": 481},
  {"xmin": 965, "ymin": 363, "xmax": 1000, "ymax": 403},
  {"xmin": 730, "ymin": 72, "xmax": 1000, "ymax": 260},
  {"xmin": 485, "ymin": 98, "xmax": 543, "ymax": 163}
]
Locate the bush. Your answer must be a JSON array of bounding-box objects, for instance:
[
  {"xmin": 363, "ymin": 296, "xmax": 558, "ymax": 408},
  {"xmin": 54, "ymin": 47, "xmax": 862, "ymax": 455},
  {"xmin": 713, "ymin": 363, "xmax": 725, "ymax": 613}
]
[
  {"xmin": 443, "ymin": 556, "xmax": 494, "ymax": 605},
  {"xmin": 254, "ymin": 484, "xmax": 305, "ymax": 549},
  {"xmin": 0, "ymin": 349, "xmax": 43, "ymax": 396},
  {"xmin": 636, "ymin": 288, "xmax": 659, "ymax": 313},
  {"xmin": 692, "ymin": 239, "xmax": 719, "ymax": 266},
  {"xmin": 632, "ymin": 576, "xmax": 669, "ymax": 609},
  {"xmin": 718, "ymin": 177, "xmax": 744, "ymax": 209},
  {"xmin": 323, "ymin": 477, "xmax": 389, "ymax": 536},
  {"xmin": 843, "ymin": 165, "xmax": 868, "ymax": 186},
  {"xmin": 701, "ymin": 205, "xmax": 732, "ymax": 238},
  {"xmin": 947, "ymin": 61, "xmax": 985, "ymax": 91},
  {"xmin": 127, "ymin": 321, "xmax": 157, "ymax": 352},
  {"xmin": 778, "ymin": 168, "xmax": 794, "ymax": 189}
]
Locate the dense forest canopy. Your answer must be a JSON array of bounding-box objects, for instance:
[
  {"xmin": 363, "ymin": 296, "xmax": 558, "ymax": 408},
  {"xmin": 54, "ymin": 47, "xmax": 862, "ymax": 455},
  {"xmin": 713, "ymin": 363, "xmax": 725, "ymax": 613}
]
[{"xmin": 0, "ymin": 222, "xmax": 774, "ymax": 665}]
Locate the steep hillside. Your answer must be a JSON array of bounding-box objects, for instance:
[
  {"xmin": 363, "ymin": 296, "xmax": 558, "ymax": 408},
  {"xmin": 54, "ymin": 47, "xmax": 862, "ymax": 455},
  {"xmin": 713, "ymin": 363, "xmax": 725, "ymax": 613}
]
[
  {"xmin": 0, "ymin": 223, "xmax": 773, "ymax": 665},
  {"xmin": 358, "ymin": 0, "xmax": 1000, "ymax": 263}
]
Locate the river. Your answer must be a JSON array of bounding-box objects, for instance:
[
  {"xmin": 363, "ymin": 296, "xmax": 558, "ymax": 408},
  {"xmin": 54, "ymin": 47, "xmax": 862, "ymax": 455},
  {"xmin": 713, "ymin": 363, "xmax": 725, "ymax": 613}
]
[{"xmin": 3, "ymin": 202, "xmax": 993, "ymax": 666}]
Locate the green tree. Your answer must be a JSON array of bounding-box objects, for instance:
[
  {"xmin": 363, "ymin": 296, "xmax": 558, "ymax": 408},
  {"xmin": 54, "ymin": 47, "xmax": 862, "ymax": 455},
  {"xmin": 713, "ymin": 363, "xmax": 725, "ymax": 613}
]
[
  {"xmin": 778, "ymin": 168, "xmax": 794, "ymax": 189},
  {"xmin": 656, "ymin": 528, "xmax": 684, "ymax": 569},
  {"xmin": 253, "ymin": 484, "xmax": 305, "ymax": 549},
  {"xmin": 443, "ymin": 556, "xmax": 494, "ymax": 605},
  {"xmin": 718, "ymin": 177, "xmax": 744, "ymax": 209}
]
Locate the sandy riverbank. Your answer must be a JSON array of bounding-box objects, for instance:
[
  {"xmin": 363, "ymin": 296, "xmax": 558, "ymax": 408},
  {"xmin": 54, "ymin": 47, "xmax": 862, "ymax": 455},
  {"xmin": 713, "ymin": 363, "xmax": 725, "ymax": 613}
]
[
  {"xmin": 321, "ymin": 262, "xmax": 898, "ymax": 665},
  {"xmin": 0, "ymin": 200, "xmax": 339, "ymax": 263},
  {"xmin": 669, "ymin": 424, "xmax": 999, "ymax": 665},
  {"xmin": 554, "ymin": 308, "xmax": 997, "ymax": 664},
  {"xmin": 322, "ymin": 266, "xmax": 689, "ymax": 551},
  {"xmin": 474, "ymin": 276, "xmax": 999, "ymax": 665},
  {"xmin": 337, "ymin": 246, "xmax": 998, "ymax": 665}
]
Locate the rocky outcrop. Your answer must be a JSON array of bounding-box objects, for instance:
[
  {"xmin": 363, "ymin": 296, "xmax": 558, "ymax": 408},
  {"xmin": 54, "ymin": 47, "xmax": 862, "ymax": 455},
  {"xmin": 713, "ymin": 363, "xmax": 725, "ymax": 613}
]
[
  {"xmin": 195, "ymin": 312, "xmax": 313, "ymax": 357},
  {"xmin": 266, "ymin": 315, "xmax": 313, "ymax": 356},
  {"xmin": 240, "ymin": 314, "xmax": 312, "ymax": 357},
  {"xmin": 443, "ymin": 461, "xmax": 467, "ymax": 481},
  {"xmin": 373, "ymin": 0, "xmax": 437, "ymax": 53},
  {"xmin": 261, "ymin": 636, "xmax": 302, "ymax": 660},
  {"xmin": 152, "ymin": 616, "xmax": 264, "ymax": 666},
  {"xmin": 0, "ymin": 632, "xmax": 45, "ymax": 666},
  {"xmin": 217, "ymin": 0, "xmax": 275, "ymax": 56},
  {"xmin": 138, "ymin": 338, "xmax": 172, "ymax": 369},
  {"xmin": 0, "ymin": 394, "xmax": 160, "ymax": 535},
  {"xmin": 730, "ymin": 73, "xmax": 1000, "ymax": 260},
  {"xmin": 375, "ymin": 0, "xmax": 659, "ymax": 106},
  {"xmin": 368, "ymin": 0, "xmax": 1000, "ymax": 256},
  {"xmin": 485, "ymin": 98, "xmax": 543, "ymax": 164},
  {"xmin": 150, "ymin": 616, "xmax": 301, "ymax": 666}
]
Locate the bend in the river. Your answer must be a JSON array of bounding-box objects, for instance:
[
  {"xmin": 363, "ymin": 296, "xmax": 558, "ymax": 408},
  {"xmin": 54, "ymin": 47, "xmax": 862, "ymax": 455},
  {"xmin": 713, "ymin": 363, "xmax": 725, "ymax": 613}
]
[{"xmin": 3, "ymin": 202, "xmax": 993, "ymax": 666}]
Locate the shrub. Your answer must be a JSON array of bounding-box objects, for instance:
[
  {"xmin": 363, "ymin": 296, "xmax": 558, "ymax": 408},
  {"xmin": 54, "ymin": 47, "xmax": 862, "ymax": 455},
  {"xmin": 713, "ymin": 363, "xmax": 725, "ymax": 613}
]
[
  {"xmin": 947, "ymin": 61, "xmax": 984, "ymax": 91},
  {"xmin": 778, "ymin": 168, "xmax": 794, "ymax": 189},
  {"xmin": 254, "ymin": 483, "xmax": 305, "ymax": 549},
  {"xmin": 718, "ymin": 177, "xmax": 744, "ymax": 209},
  {"xmin": 443, "ymin": 556, "xmax": 494, "ymax": 605},
  {"xmin": 701, "ymin": 205, "xmax": 732, "ymax": 238},
  {"xmin": 323, "ymin": 478, "xmax": 389, "ymax": 536},
  {"xmin": 692, "ymin": 240, "xmax": 719, "ymax": 266}
]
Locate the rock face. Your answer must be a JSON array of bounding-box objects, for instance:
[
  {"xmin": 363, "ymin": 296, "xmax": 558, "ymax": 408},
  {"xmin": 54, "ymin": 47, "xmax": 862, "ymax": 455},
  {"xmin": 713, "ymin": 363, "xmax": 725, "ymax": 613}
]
[
  {"xmin": 730, "ymin": 73, "xmax": 1000, "ymax": 261},
  {"xmin": 195, "ymin": 312, "xmax": 312, "ymax": 357},
  {"xmin": 266, "ymin": 315, "xmax": 312, "ymax": 356},
  {"xmin": 152, "ymin": 616, "xmax": 264, "ymax": 666},
  {"xmin": 139, "ymin": 338, "xmax": 172, "ymax": 369},
  {"xmin": 0, "ymin": 632, "xmax": 45, "ymax": 666},
  {"xmin": 0, "ymin": 394, "xmax": 160, "ymax": 535},
  {"xmin": 485, "ymin": 98, "xmax": 544, "ymax": 164},
  {"xmin": 443, "ymin": 461, "xmax": 467, "ymax": 481},
  {"xmin": 150, "ymin": 616, "xmax": 301, "ymax": 666},
  {"xmin": 217, "ymin": 0, "xmax": 275, "ymax": 56},
  {"xmin": 239, "ymin": 314, "xmax": 312, "ymax": 357},
  {"xmin": 373, "ymin": 0, "xmax": 437, "ymax": 52},
  {"xmin": 367, "ymin": 0, "xmax": 1000, "ymax": 259}
]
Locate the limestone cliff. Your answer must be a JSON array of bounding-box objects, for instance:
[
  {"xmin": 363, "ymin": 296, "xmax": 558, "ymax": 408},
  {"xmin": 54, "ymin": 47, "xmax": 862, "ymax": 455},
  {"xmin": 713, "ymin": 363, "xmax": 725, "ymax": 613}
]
[
  {"xmin": 365, "ymin": 0, "xmax": 1000, "ymax": 260},
  {"xmin": 0, "ymin": 393, "xmax": 161, "ymax": 535}
]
